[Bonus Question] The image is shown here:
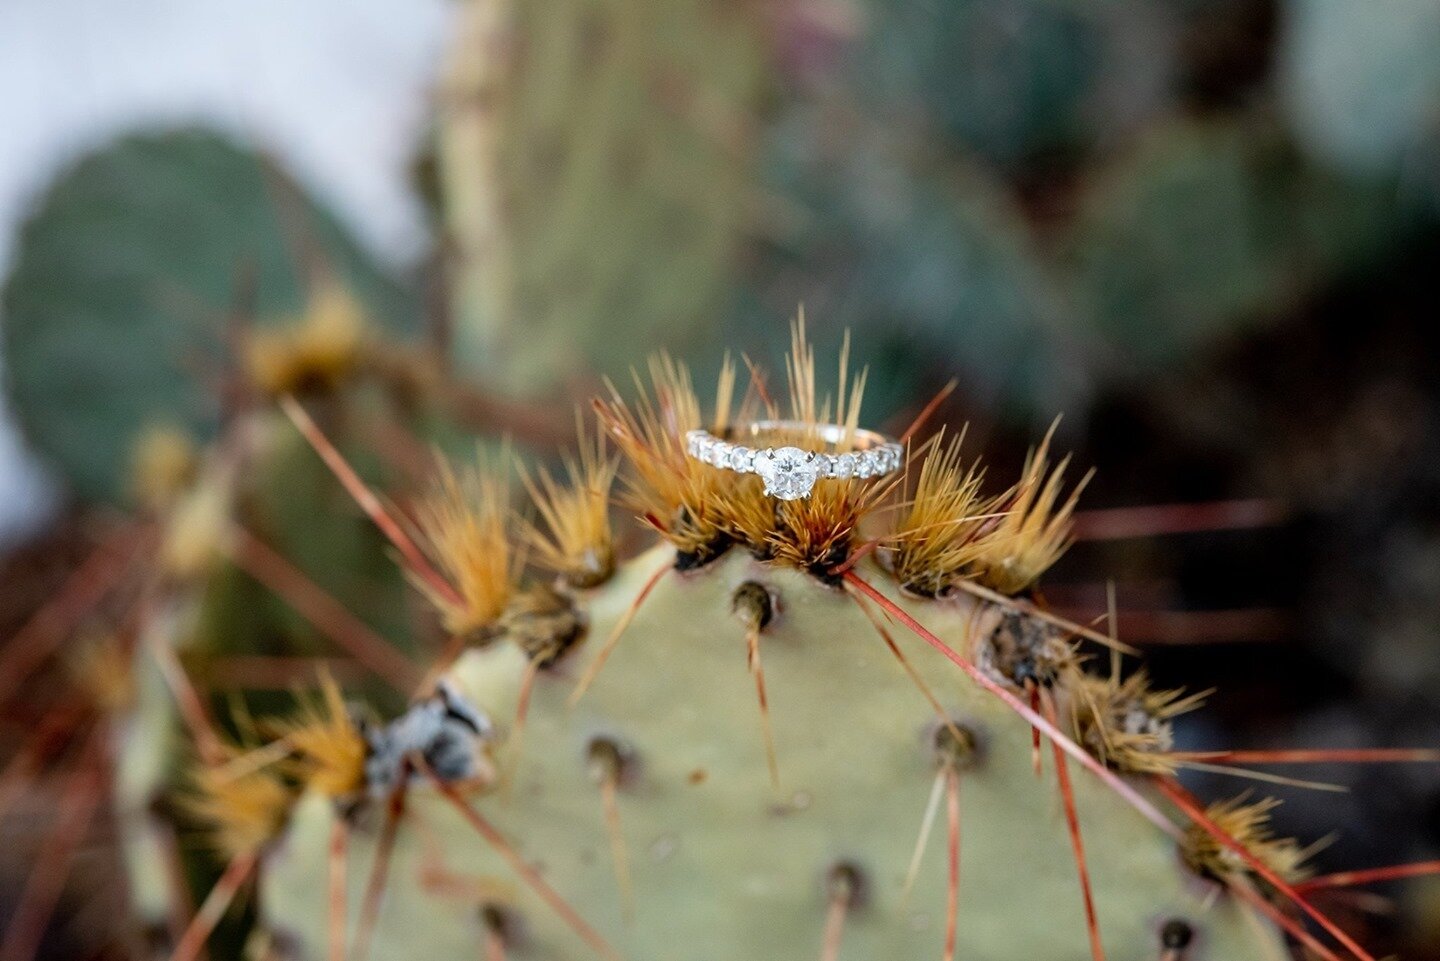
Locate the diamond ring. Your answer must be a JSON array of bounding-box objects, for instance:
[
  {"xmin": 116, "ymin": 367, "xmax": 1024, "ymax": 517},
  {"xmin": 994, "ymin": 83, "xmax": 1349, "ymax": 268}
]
[{"xmin": 684, "ymin": 421, "xmax": 904, "ymax": 501}]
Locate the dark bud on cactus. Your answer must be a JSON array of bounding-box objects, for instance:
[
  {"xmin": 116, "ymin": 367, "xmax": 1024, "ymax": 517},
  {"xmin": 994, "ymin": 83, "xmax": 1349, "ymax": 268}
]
[
  {"xmin": 1162, "ymin": 917, "xmax": 1195, "ymax": 950},
  {"xmin": 823, "ymin": 861, "xmax": 867, "ymax": 912},
  {"xmin": 730, "ymin": 581, "xmax": 776, "ymax": 632},
  {"xmin": 503, "ymin": 585, "xmax": 587, "ymax": 668},
  {"xmin": 932, "ymin": 721, "xmax": 983, "ymax": 772},
  {"xmin": 480, "ymin": 902, "xmax": 527, "ymax": 954},
  {"xmin": 977, "ymin": 610, "xmax": 1075, "ymax": 689},
  {"xmin": 585, "ymin": 736, "xmax": 633, "ymax": 788}
]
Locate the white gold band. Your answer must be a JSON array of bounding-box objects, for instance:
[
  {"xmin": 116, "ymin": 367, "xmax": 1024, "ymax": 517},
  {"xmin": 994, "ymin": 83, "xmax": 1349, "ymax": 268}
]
[{"xmin": 684, "ymin": 421, "xmax": 903, "ymax": 500}]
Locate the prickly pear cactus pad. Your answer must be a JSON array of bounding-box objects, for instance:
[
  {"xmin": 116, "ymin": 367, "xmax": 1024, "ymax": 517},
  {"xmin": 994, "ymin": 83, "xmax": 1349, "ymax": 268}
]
[
  {"xmin": 183, "ymin": 325, "xmax": 1341, "ymax": 961},
  {"xmin": 436, "ymin": 0, "xmax": 768, "ymax": 393},
  {"xmin": 0, "ymin": 130, "xmax": 418, "ymax": 501},
  {"xmin": 90, "ymin": 320, "xmax": 1433, "ymax": 961},
  {"xmin": 260, "ymin": 546, "xmax": 1280, "ymax": 960}
]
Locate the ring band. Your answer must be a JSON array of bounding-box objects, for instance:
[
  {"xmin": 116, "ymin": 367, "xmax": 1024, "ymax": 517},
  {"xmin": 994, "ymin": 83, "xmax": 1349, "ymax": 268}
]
[{"xmin": 685, "ymin": 420, "xmax": 903, "ymax": 501}]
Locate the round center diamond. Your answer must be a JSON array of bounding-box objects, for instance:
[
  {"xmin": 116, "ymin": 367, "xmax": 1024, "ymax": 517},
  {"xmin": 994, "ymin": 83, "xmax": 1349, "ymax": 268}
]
[{"xmin": 755, "ymin": 446, "xmax": 821, "ymax": 500}]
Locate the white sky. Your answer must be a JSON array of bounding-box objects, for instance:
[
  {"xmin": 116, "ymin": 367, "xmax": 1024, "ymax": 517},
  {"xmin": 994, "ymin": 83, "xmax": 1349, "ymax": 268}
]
[{"xmin": 0, "ymin": 0, "xmax": 454, "ymax": 543}]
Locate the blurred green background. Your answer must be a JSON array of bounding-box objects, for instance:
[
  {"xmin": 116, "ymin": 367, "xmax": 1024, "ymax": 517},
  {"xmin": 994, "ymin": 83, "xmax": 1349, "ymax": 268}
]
[{"xmin": 2, "ymin": 0, "xmax": 1439, "ymax": 956}]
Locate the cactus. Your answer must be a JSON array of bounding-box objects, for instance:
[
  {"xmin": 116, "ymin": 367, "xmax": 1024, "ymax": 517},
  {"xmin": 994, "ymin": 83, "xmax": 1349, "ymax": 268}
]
[
  {"xmin": 739, "ymin": 119, "xmax": 1071, "ymax": 417},
  {"xmin": 435, "ymin": 0, "xmax": 770, "ymax": 393},
  {"xmin": 255, "ymin": 547, "xmax": 1284, "ymax": 959},
  {"xmin": 0, "ymin": 130, "xmax": 419, "ymax": 501},
  {"xmin": 1278, "ymin": 0, "xmax": 1440, "ymax": 185},
  {"xmin": 6, "ymin": 12, "xmax": 1435, "ymax": 961},
  {"xmin": 1067, "ymin": 118, "xmax": 1407, "ymax": 372},
  {"xmin": 124, "ymin": 327, "xmax": 1371, "ymax": 961},
  {"xmin": 1278, "ymin": 0, "xmax": 1440, "ymax": 222},
  {"xmin": 11, "ymin": 295, "xmax": 1429, "ymax": 961},
  {"xmin": 853, "ymin": 0, "xmax": 1107, "ymax": 167}
]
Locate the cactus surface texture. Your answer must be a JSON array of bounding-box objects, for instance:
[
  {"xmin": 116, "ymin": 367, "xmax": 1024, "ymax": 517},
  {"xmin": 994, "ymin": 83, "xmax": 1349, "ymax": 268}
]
[
  {"xmin": 93, "ymin": 327, "xmax": 1323, "ymax": 961},
  {"xmin": 437, "ymin": 0, "xmax": 768, "ymax": 393},
  {"xmin": 0, "ymin": 131, "xmax": 416, "ymax": 501},
  {"xmin": 259, "ymin": 546, "xmax": 1279, "ymax": 960},
  {"xmin": 47, "ymin": 319, "xmax": 1424, "ymax": 961}
]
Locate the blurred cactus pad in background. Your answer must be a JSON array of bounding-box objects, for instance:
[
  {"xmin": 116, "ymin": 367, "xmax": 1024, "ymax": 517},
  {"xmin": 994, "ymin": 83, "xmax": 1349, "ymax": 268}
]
[{"xmin": 3, "ymin": 1, "xmax": 1440, "ymax": 960}]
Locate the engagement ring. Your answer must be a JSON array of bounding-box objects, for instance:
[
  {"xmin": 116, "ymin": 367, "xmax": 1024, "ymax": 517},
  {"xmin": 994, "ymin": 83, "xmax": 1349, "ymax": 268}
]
[{"xmin": 684, "ymin": 421, "xmax": 903, "ymax": 501}]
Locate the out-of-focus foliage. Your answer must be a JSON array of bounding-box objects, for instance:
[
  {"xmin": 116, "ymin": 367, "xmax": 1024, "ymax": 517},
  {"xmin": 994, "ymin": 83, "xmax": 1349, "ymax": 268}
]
[
  {"xmin": 1068, "ymin": 119, "xmax": 1408, "ymax": 371},
  {"xmin": 416, "ymin": 0, "xmax": 1440, "ymax": 422},
  {"xmin": 0, "ymin": 131, "xmax": 417, "ymax": 501},
  {"xmin": 190, "ymin": 417, "xmax": 416, "ymax": 681},
  {"xmin": 1279, "ymin": 0, "xmax": 1440, "ymax": 205},
  {"xmin": 854, "ymin": 0, "xmax": 1177, "ymax": 167},
  {"xmin": 437, "ymin": 0, "xmax": 769, "ymax": 394},
  {"xmin": 735, "ymin": 106, "xmax": 1070, "ymax": 416},
  {"xmin": 858, "ymin": 0, "xmax": 1105, "ymax": 165},
  {"xmin": 7, "ymin": 1, "xmax": 1439, "ymax": 486}
]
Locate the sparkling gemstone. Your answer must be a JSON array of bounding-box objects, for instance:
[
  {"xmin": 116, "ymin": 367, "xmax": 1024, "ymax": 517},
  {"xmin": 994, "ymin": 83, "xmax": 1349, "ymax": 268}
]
[
  {"xmin": 833, "ymin": 453, "xmax": 856, "ymax": 479},
  {"xmin": 710, "ymin": 442, "xmax": 733, "ymax": 467},
  {"xmin": 755, "ymin": 446, "xmax": 821, "ymax": 500},
  {"xmin": 856, "ymin": 451, "xmax": 879, "ymax": 478},
  {"xmin": 730, "ymin": 447, "xmax": 755, "ymax": 471}
]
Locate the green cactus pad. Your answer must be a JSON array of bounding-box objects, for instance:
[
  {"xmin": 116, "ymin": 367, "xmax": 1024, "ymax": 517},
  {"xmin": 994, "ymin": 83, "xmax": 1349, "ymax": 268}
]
[
  {"xmin": 436, "ymin": 0, "xmax": 769, "ymax": 393},
  {"xmin": 114, "ymin": 611, "xmax": 188, "ymax": 931},
  {"xmin": 261, "ymin": 546, "xmax": 1282, "ymax": 960},
  {"xmin": 738, "ymin": 124, "xmax": 1070, "ymax": 418},
  {"xmin": 1069, "ymin": 119, "xmax": 1405, "ymax": 371},
  {"xmin": 856, "ymin": 0, "xmax": 1105, "ymax": 166},
  {"xmin": 0, "ymin": 130, "xmax": 418, "ymax": 501},
  {"xmin": 1279, "ymin": 0, "xmax": 1440, "ymax": 179}
]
